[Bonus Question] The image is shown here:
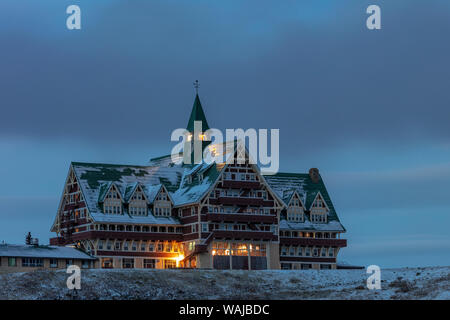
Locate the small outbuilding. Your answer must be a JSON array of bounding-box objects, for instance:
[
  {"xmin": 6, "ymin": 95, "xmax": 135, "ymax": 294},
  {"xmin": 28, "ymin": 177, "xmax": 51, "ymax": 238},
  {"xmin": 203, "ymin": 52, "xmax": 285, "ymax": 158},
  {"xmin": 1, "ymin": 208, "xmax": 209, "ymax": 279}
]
[{"xmin": 0, "ymin": 244, "xmax": 97, "ymax": 273}]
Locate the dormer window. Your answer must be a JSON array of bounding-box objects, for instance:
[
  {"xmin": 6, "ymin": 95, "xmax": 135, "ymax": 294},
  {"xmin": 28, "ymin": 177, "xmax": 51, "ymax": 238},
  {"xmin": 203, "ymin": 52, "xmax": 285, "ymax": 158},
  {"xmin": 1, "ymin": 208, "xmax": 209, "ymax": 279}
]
[
  {"xmin": 153, "ymin": 187, "xmax": 172, "ymax": 217},
  {"xmin": 287, "ymin": 192, "xmax": 305, "ymax": 222},
  {"xmin": 313, "ymin": 199, "xmax": 324, "ymax": 208},
  {"xmin": 103, "ymin": 185, "xmax": 122, "ymax": 215},
  {"xmin": 129, "ymin": 187, "xmax": 147, "ymax": 216}
]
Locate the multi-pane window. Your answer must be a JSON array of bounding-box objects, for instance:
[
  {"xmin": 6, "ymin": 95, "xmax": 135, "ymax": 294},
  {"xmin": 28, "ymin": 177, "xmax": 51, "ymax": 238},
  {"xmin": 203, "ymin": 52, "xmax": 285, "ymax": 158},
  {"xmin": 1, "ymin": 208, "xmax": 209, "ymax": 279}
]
[
  {"xmin": 313, "ymin": 248, "xmax": 319, "ymax": 257},
  {"xmin": 49, "ymin": 259, "xmax": 57, "ymax": 268},
  {"xmin": 305, "ymin": 247, "xmax": 311, "ymax": 256},
  {"xmin": 289, "ymin": 246, "xmax": 295, "ymax": 256},
  {"xmin": 249, "ymin": 244, "xmax": 266, "ymax": 257},
  {"xmin": 129, "ymin": 188, "xmax": 147, "ymax": 216},
  {"xmin": 104, "ymin": 186, "xmax": 122, "ymax": 214},
  {"xmin": 311, "ymin": 213, "xmax": 326, "ymax": 223},
  {"xmin": 164, "ymin": 260, "xmax": 176, "ymax": 269},
  {"xmin": 154, "ymin": 207, "xmax": 171, "ymax": 217},
  {"xmin": 231, "ymin": 243, "xmax": 248, "ymax": 256},
  {"xmin": 122, "ymin": 258, "xmax": 134, "ymax": 269},
  {"xmin": 212, "ymin": 242, "xmax": 229, "ymax": 256},
  {"xmin": 22, "ymin": 258, "xmax": 43, "ymax": 267},
  {"xmin": 328, "ymin": 248, "xmax": 334, "ymax": 257},
  {"xmin": 130, "ymin": 206, "xmax": 147, "ymax": 216},
  {"xmin": 143, "ymin": 259, "xmax": 156, "ymax": 269}
]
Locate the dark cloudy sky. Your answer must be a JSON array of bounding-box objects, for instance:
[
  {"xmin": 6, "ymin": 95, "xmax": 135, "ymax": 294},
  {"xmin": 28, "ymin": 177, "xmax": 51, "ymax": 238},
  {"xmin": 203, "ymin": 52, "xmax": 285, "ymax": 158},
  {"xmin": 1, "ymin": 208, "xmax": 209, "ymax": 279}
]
[{"xmin": 0, "ymin": 0, "xmax": 449, "ymax": 268}]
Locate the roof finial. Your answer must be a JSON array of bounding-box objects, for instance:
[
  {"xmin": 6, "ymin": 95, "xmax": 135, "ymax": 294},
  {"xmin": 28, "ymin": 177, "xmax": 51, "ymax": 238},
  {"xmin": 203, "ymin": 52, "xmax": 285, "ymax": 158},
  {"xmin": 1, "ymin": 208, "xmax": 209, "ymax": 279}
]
[{"xmin": 193, "ymin": 80, "xmax": 200, "ymax": 95}]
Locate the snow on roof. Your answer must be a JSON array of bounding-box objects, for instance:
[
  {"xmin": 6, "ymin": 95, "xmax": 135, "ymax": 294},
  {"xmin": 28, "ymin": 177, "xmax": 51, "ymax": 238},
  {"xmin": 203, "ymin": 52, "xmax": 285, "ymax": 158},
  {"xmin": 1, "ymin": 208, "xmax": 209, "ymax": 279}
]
[
  {"xmin": 0, "ymin": 244, "xmax": 96, "ymax": 260},
  {"xmin": 279, "ymin": 219, "xmax": 345, "ymax": 232},
  {"xmin": 72, "ymin": 162, "xmax": 184, "ymax": 213},
  {"xmin": 143, "ymin": 184, "xmax": 163, "ymax": 204},
  {"xmin": 89, "ymin": 211, "xmax": 180, "ymax": 225},
  {"xmin": 171, "ymin": 162, "xmax": 223, "ymax": 206},
  {"xmin": 264, "ymin": 172, "xmax": 346, "ymax": 232}
]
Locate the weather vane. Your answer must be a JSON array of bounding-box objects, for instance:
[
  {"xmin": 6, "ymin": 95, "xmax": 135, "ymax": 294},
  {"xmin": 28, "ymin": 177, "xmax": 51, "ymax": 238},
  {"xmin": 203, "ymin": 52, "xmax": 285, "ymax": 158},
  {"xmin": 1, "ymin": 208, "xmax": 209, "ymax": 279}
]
[{"xmin": 193, "ymin": 80, "xmax": 200, "ymax": 94}]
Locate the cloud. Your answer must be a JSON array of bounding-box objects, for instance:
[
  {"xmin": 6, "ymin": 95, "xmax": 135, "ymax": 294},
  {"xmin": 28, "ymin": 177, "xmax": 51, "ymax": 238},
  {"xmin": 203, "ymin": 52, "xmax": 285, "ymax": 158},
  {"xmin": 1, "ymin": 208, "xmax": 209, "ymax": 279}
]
[{"xmin": 0, "ymin": 0, "xmax": 449, "ymax": 152}]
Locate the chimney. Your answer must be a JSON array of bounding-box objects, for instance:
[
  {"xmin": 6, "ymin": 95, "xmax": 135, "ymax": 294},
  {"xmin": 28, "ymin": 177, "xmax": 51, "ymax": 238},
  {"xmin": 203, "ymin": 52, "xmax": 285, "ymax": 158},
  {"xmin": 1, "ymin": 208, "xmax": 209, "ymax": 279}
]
[
  {"xmin": 31, "ymin": 238, "xmax": 39, "ymax": 246},
  {"xmin": 309, "ymin": 168, "xmax": 320, "ymax": 183}
]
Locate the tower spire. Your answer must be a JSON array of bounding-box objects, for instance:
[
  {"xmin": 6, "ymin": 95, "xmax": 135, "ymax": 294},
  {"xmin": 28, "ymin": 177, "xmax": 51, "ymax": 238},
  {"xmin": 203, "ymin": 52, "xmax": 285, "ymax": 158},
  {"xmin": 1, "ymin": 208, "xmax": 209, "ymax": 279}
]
[
  {"xmin": 186, "ymin": 82, "xmax": 209, "ymax": 133},
  {"xmin": 193, "ymin": 80, "xmax": 200, "ymax": 95}
]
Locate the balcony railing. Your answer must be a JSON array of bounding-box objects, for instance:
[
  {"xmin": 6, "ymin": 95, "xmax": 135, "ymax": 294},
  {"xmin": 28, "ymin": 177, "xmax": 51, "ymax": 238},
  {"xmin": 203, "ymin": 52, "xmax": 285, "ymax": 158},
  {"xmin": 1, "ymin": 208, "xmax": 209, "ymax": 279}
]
[
  {"xmin": 221, "ymin": 180, "xmax": 261, "ymax": 189},
  {"xmin": 67, "ymin": 230, "xmax": 183, "ymax": 241},
  {"xmin": 279, "ymin": 237, "xmax": 347, "ymax": 247},
  {"xmin": 213, "ymin": 230, "xmax": 278, "ymax": 241},
  {"xmin": 206, "ymin": 212, "xmax": 277, "ymax": 223}
]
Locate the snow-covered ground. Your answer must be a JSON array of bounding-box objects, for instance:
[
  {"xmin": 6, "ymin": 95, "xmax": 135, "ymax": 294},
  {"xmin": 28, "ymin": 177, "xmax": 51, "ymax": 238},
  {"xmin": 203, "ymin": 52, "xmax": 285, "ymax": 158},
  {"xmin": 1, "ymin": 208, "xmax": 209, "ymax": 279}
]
[{"xmin": 0, "ymin": 266, "xmax": 448, "ymax": 300}]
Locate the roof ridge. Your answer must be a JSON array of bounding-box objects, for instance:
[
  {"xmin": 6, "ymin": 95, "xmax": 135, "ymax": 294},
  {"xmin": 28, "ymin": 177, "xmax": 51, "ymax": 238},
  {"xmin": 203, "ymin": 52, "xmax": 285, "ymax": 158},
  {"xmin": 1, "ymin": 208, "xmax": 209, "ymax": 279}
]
[{"xmin": 71, "ymin": 161, "xmax": 151, "ymax": 168}]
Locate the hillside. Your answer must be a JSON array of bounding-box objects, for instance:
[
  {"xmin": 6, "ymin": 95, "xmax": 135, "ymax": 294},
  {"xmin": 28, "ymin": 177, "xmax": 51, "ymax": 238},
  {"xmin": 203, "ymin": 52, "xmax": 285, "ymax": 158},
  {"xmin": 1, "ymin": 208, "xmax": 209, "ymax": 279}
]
[{"xmin": 0, "ymin": 266, "xmax": 448, "ymax": 300}]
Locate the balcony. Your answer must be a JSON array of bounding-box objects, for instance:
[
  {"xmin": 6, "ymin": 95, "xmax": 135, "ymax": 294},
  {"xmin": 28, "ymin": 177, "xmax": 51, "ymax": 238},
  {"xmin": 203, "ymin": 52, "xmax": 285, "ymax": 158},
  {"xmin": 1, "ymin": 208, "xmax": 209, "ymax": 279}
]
[
  {"xmin": 217, "ymin": 196, "xmax": 265, "ymax": 206},
  {"xmin": 213, "ymin": 230, "xmax": 277, "ymax": 241},
  {"xmin": 206, "ymin": 213, "xmax": 277, "ymax": 223},
  {"xmin": 280, "ymin": 256, "xmax": 337, "ymax": 263},
  {"xmin": 279, "ymin": 237, "xmax": 347, "ymax": 247},
  {"xmin": 221, "ymin": 180, "xmax": 260, "ymax": 189},
  {"xmin": 68, "ymin": 230, "xmax": 183, "ymax": 242}
]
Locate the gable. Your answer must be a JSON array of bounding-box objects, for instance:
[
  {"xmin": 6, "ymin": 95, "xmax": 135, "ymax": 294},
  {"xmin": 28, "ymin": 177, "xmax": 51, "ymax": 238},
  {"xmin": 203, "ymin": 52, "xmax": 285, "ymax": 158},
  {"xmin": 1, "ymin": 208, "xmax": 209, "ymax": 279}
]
[
  {"xmin": 71, "ymin": 162, "xmax": 184, "ymax": 214},
  {"xmin": 264, "ymin": 172, "xmax": 345, "ymax": 231}
]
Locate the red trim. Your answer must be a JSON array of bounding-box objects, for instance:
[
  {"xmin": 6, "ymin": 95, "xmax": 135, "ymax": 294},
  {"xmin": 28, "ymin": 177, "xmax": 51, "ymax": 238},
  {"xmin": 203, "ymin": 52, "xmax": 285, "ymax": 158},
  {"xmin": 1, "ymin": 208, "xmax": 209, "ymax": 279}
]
[
  {"xmin": 213, "ymin": 230, "xmax": 277, "ymax": 241},
  {"xmin": 206, "ymin": 213, "xmax": 277, "ymax": 223},
  {"xmin": 96, "ymin": 251, "xmax": 179, "ymax": 258},
  {"xmin": 280, "ymin": 257, "xmax": 336, "ymax": 263},
  {"xmin": 280, "ymin": 237, "xmax": 347, "ymax": 247},
  {"xmin": 180, "ymin": 216, "xmax": 198, "ymax": 224},
  {"xmin": 69, "ymin": 231, "xmax": 183, "ymax": 241},
  {"xmin": 221, "ymin": 181, "xmax": 261, "ymax": 189}
]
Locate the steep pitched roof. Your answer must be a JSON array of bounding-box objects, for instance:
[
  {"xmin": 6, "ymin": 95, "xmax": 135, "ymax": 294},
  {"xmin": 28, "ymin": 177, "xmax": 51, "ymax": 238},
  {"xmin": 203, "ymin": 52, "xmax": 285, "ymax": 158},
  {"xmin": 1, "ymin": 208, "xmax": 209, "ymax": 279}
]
[
  {"xmin": 71, "ymin": 162, "xmax": 184, "ymax": 214},
  {"xmin": 171, "ymin": 161, "xmax": 224, "ymax": 206},
  {"xmin": 264, "ymin": 172, "xmax": 345, "ymax": 232},
  {"xmin": 186, "ymin": 94, "xmax": 210, "ymax": 132}
]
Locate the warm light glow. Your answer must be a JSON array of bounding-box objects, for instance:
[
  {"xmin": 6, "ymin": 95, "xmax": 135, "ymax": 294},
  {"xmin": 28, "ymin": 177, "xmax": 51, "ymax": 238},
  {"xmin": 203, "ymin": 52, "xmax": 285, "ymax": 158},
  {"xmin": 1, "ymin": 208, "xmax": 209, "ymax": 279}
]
[
  {"xmin": 187, "ymin": 134, "xmax": 192, "ymax": 141},
  {"xmin": 198, "ymin": 134, "xmax": 206, "ymax": 141},
  {"xmin": 212, "ymin": 249, "xmax": 216, "ymax": 256},
  {"xmin": 174, "ymin": 254, "xmax": 185, "ymax": 267},
  {"xmin": 209, "ymin": 145, "xmax": 217, "ymax": 156}
]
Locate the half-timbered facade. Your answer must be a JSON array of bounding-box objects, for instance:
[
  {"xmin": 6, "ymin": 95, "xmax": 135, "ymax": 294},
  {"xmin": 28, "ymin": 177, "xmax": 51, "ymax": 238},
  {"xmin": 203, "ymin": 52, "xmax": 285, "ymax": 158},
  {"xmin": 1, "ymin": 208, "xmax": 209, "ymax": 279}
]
[{"xmin": 50, "ymin": 94, "xmax": 346, "ymax": 270}]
